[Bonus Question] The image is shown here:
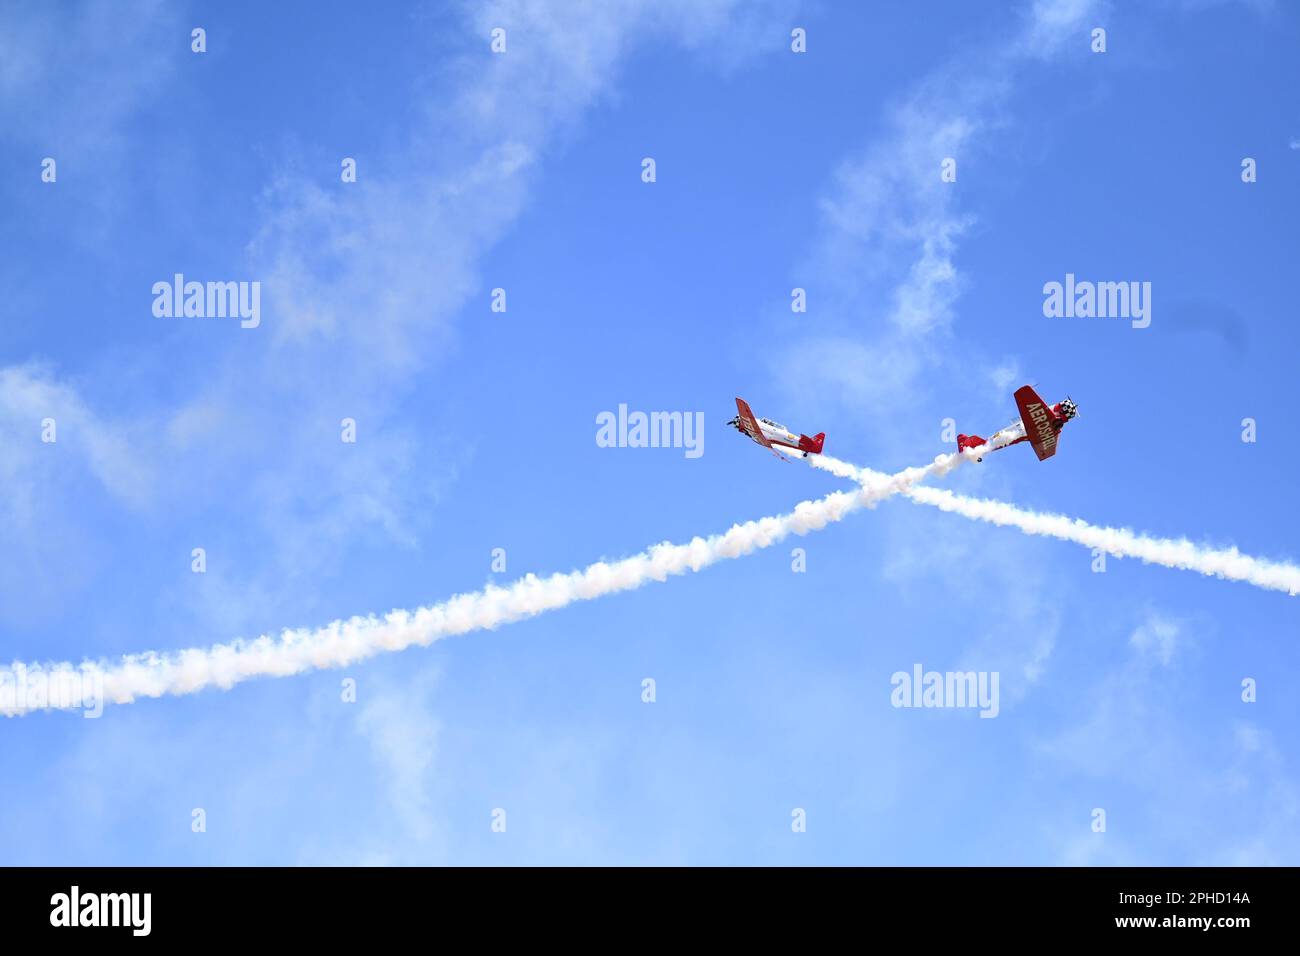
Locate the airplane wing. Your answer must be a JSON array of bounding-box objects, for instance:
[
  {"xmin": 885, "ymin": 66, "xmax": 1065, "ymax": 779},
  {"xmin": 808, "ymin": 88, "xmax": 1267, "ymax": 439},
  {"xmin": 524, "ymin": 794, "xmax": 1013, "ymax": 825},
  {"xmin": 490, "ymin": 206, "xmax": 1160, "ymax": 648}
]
[
  {"xmin": 1014, "ymin": 385, "xmax": 1060, "ymax": 461},
  {"xmin": 734, "ymin": 397, "xmax": 772, "ymax": 448},
  {"xmin": 735, "ymin": 397, "xmax": 790, "ymax": 461}
]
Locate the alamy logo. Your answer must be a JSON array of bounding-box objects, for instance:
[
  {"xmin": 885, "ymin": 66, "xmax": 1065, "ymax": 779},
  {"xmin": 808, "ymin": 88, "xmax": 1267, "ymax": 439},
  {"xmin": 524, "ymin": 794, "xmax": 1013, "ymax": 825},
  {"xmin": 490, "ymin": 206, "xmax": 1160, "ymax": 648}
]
[
  {"xmin": 50, "ymin": 886, "xmax": 151, "ymax": 936},
  {"xmin": 0, "ymin": 664, "xmax": 102, "ymax": 718},
  {"xmin": 596, "ymin": 404, "xmax": 704, "ymax": 459},
  {"xmin": 152, "ymin": 273, "xmax": 261, "ymax": 328},
  {"xmin": 890, "ymin": 664, "xmax": 1000, "ymax": 718},
  {"xmin": 1042, "ymin": 273, "xmax": 1151, "ymax": 328}
]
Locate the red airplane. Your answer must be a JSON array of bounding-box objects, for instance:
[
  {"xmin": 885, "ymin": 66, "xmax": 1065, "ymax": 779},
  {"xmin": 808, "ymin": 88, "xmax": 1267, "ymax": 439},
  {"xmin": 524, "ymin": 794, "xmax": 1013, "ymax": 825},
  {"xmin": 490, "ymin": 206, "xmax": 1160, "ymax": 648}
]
[
  {"xmin": 957, "ymin": 385, "xmax": 1078, "ymax": 462},
  {"xmin": 729, "ymin": 397, "xmax": 826, "ymax": 461}
]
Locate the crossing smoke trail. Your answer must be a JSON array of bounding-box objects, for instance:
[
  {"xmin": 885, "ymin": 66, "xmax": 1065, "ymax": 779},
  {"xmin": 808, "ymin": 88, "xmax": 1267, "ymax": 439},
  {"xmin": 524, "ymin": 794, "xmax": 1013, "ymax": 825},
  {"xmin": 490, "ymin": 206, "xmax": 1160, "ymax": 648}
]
[
  {"xmin": 1, "ymin": 450, "xmax": 979, "ymax": 716},
  {"xmin": 812, "ymin": 455, "xmax": 1300, "ymax": 596}
]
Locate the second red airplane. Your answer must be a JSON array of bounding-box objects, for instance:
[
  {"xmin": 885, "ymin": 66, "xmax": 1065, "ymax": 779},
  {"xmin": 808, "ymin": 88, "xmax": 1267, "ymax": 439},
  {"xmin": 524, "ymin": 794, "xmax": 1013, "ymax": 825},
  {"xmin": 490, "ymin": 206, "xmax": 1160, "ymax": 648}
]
[{"xmin": 958, "ymin": 385, "xmax": 1078, "ymax": 462}]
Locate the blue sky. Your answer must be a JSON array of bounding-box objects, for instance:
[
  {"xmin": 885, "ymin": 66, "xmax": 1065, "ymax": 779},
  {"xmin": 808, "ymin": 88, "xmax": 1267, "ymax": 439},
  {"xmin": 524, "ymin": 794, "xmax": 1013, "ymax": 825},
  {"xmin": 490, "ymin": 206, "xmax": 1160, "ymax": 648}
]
[{"xmin": 2, "ymin": 0, "xmax": 1298, "ymax": 864}]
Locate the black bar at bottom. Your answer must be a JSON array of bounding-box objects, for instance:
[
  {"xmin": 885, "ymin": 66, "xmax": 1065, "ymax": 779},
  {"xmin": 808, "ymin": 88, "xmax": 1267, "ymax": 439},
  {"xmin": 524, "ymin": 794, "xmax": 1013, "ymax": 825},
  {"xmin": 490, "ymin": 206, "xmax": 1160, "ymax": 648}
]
[{"xmin": 0, "ymin": 866, "xmax": 1277, "ymax": 941}]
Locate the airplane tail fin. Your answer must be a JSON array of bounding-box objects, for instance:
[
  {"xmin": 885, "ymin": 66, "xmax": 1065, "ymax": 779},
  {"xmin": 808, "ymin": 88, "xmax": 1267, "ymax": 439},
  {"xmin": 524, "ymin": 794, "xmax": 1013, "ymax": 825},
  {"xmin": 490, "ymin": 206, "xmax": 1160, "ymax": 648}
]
[
  {"xmin": 799, "ymin": 432, "xmax": 826, "ymax": 455},
  {"xmin": 957, "ymin": 434, "xmax": 984, "ymax": 453}
]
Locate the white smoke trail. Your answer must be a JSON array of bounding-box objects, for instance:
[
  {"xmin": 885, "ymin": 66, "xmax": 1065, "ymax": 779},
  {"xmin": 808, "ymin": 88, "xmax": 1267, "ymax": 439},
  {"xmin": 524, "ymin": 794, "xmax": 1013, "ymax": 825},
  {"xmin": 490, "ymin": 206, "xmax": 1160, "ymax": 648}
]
[
  {"xmin": 904, "ymin": 484, "xmax": 1300, "ymax": 595},
  {"xmin": 821, "ymin": 457, "xmax": 1300, "ymax": 597},
  {"xmin": 1, "ymin": 452, "xmax": 969, "ymax": 716}
]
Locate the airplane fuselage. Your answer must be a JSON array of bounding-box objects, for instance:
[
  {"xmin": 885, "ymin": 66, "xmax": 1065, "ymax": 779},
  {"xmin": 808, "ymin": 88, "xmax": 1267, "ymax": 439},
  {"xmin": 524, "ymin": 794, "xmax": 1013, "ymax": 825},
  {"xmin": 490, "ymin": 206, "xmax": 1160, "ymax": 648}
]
[
  {"xmin": 741, "ymin": 418, "xmax": 802, "ymax": 450},
  {"xmin": 987, "ymin": 400, "xmax": 1067, "ymax": 453},
  {"xmin": 957, "ymin": 389, "xmax": 1076, "ymax": 462}
]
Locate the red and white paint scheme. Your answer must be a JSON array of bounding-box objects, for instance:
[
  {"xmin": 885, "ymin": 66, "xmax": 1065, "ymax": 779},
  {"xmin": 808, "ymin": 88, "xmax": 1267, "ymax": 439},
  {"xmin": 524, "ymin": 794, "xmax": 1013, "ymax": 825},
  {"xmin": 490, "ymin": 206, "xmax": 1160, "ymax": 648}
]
[
  {"xmin": 729, "ymin": 397, "xmax": 826, "ymax": 461},
  {"xmin": 958, "ymin": 385, "xmax": 1078, "ymax": 462}
]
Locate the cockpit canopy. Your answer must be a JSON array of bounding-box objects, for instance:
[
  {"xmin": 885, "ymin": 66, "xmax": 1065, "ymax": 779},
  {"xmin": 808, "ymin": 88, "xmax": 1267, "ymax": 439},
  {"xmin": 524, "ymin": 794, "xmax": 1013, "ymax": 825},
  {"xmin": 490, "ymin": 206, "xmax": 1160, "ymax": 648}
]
[{"xmin": 759, "ymin": 417, "xmax": 786, "ymax": 430}]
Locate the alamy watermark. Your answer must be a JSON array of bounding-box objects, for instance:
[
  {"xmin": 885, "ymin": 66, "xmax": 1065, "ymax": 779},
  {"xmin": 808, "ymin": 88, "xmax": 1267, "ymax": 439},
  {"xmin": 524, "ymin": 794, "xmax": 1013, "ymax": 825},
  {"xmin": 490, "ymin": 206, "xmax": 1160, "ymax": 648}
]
[
  {"xmin": 50, "ymin": 886, "xmax": 150, "ymax": 936},
  {"xmin": 890, "ymin": 664, "xmax": 999, "ymax": 718},
  {"xmin": 596, "ymin": 404, "xmax": 704, "ymax": 459},
  {"xmin": 1043, "ymin": 273, "xmax": 1151, "ymax": 329},
  {"xmin": 152, "ymin": 273, "xmax": 261, "ymax": 329},
  {"xmin": 0, "ymin": 664, "xmax": 104, "ymax": 718}
]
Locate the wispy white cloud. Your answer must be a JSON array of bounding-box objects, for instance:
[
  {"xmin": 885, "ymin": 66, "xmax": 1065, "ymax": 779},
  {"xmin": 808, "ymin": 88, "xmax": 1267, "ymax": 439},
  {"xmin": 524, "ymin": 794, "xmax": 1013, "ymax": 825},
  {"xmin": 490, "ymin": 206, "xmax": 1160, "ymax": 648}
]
[
  {"xmin": 0, "ymin": 0, "xmax": 179, "ymax": 154},
  {"xmin": 1034, "ymin": 608, "xmax": 1300, "ymax": 864},
  {"xmin": 0, "ymin": 364, "xmax": 159, "ymax": 624},
  {"xmin": 1129, "ymin": 612, "xmax": 1182, "ymax": 666},
  {"xmin": 253, "ymin": 0, "xmax": 793, "ymax": 368},
  {"xmin": 783, "ymin": 0, "xmax": 1100, "ymax": 423},
  {"xmin": 0, "ymin": 364, "xmax": 153, "ymax": 510},
  {"xmin": 0, "ymin": 0, "xmax": 796, "ymax": 618},
  {"xmin": 357, "ymin": 668, "xmax": 444, "ymax": 844}
]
